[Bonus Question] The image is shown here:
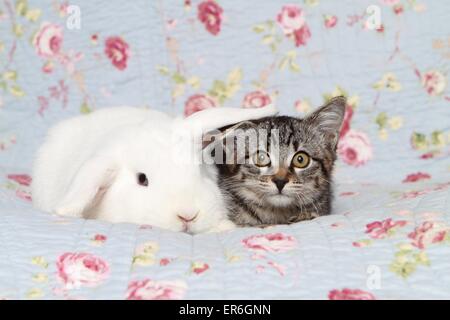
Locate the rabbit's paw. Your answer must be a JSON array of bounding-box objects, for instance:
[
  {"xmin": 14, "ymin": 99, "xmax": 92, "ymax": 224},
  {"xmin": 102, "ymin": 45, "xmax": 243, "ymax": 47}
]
[
  {"xmin": 53, "ymin": 203, "xmax": 84, "ymax": 218},
  {"xmin": 207, "ymin": 220, "xmax": 236, "ymax": 233}
]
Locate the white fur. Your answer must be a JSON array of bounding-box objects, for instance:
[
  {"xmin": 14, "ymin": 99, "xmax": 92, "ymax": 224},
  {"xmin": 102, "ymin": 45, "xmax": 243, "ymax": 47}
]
[{"xmin": 32, "ymin": 105, "xmax": 277, "ymax": 233}]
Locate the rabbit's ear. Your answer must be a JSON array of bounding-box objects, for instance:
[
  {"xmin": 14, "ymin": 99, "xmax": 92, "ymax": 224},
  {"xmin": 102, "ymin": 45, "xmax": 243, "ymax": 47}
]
[
  {"xmin": 183, "ymin": 104, "xmax": 278, "ymax": 136},
  {"xmin": 54, "ymin": 155, "xmax": 117, "ymax": 218},
  {"xmin": 201, "ymin": 120, "xmax": 257, "ymax": 166},
  {"xmin": 201, "ymin": 120, "xmax": 255, "ymax": 150}
]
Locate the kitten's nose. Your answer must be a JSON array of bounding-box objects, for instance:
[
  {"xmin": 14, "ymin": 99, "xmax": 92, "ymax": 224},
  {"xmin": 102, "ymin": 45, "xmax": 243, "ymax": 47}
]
[{"xmin": 272, "ymin": 177, "xmax": 289, "ymax": 193}]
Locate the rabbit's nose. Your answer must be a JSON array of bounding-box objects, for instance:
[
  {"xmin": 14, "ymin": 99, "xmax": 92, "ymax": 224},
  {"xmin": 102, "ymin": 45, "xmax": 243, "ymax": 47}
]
[{"xmin": 177, "ymin": 212, "xmax": 198, "ymax": 223}]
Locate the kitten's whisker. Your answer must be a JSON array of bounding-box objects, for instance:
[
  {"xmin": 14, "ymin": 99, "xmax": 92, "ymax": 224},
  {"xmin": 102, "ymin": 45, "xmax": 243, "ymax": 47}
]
[
  {"xmin": 318, "ymin": 176, "xmax": 332, "ymax": 185},
  {"xmin": 294, "ymin": 192, "xmax": 320, "ymax": 219}
]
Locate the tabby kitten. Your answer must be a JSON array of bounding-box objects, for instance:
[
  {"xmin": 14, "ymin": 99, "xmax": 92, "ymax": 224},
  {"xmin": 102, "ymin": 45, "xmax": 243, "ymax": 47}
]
[{"xmin": 214, "ymin": 96, "xmax": 346, "ymax": 227}]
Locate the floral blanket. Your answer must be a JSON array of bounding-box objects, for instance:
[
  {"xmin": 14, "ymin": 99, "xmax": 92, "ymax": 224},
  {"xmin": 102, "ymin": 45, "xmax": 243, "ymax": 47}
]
[{"xmin": 0, "ymin": 0, "xmax": 449, "ymax": 299}]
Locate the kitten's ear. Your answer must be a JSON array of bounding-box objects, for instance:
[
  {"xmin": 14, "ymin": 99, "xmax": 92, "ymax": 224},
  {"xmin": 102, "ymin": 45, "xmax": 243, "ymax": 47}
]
[{"xmin": 305, "ymin": 96, "xmax": 346, "ymax": 147}]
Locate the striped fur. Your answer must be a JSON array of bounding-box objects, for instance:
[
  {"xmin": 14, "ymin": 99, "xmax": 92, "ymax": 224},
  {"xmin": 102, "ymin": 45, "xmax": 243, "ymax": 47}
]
[{"xmin": 215, "ymin": 96, "xmax": 346, "ymax": 227}]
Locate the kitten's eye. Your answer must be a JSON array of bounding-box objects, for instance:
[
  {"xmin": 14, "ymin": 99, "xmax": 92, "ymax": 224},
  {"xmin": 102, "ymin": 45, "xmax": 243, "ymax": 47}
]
[
  {"xmin": 292, "ymin": 152, "xmax": 310, "ymax": 169},
  {"xmin": 253, "ymin": 151, "xmax": 271, "ymax": 167},
  {"xmin": 137, "ymin": 173, "xmax": 149, "ymax": 187}
]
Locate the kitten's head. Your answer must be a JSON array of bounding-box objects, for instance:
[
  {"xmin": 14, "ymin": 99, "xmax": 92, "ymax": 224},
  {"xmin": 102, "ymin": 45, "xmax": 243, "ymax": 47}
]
[{"xmin": 214, "ymin": 96, "xmax": 346, "ymax": 213}]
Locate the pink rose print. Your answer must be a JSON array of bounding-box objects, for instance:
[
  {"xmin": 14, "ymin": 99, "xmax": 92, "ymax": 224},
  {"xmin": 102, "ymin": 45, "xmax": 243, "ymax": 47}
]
[
  {"xmin": 126, "ymin": 279, "xmax": 187, "ymax": 300},
  {"xmin": 93, "ymin": 234, "xmax": 107, "ymax": 242},
  {"xmin": 56, "ymin": 252, "xmax": 110, "ymax": 289},
  {"xmin": 331, "ymin": 222, "xmax": 345, "ymax": 228},
  {"xmin": 7, "ymin": 174, "xmax": 32, "ymax": 186},
  {"xmin": 338, "ymin": 129, "xmax": 373, "ymax": 167},
  {"xmin": 434, "ymin": 182, "xmax": 450, "ymax": 191},
  {"xmin": 339, "ymin": 106, "xmax": 353, "ymax": 139},
  {"xmin": 352, "ymin": 240, "xmax": 372, "ymax": 248},
  {"xmin": 267, "ymin": 261, "xmax": 286, "ymax": 276},
  {"xmin": 197, "ymin": 0, "xmax": 223, "ymax": 36},
  {"xmin": 242, "ymin": 233, "xmax": 297, "ymax": 253},
  {"xmin": 276, "ymin": 5, "xmax": 305, "ymax": 35},
  {"xmin": 421, "ymin": 70, "xmax": 447, "ymax": 96},
  {"xmin": 408, "ymin": 221, "xmax": 448, "ymax": 249},
  {"xmin": 256, "ymin": 265, "xmax": 265, "ymax": 273},
  {"xmin": 33, "ymin": 22, "xmax": 63, "ymax": 58},
  {"xmin": 159, "ymin": 258, "xmax": 173, "ymax": 266},
  {"xmin": 42, "ymin": 61, "xmax": 55, "ymax": 73},
  {"xmin": 242, "ymin": 91, "xmax": 272, "ymax": 108},
  {"xmin": 276, "ymin": 5, "xmax": 311, "ymax": 47},
  {"xmin": 16, "ymin": 189, "xmax": 32, "ymax": 202},
  {"xmin": 293, "ymin": 24, "xmax": 311, "ymax": 47},
  {"xmin": 191, "ymin": 262, "xmax": 210, "ymax": 275},
  {"xmin": 324, "ymin": 15, "xmax": 338, "ymax": 29},
  {"xmin": 365, "ymin": 218, "xmax": 407, "ymax": 239},
  {"xmin": 401, "ymin": 189, "xmax": 429, "ymax": 199},
  {"xmin": 58, "ymin": 2, "xmax": 70, "ymax": 15},
  {"xmin": 400, "ymin": 181, "xmax": 449, "ymax": 200},
  {"xmin": 184, "ymin": 94, "xmax": 217, "ymax": 116},
  {"xmin": 166, "ymin": 19, "xmax": 177, "ymax": 31},
  {"xmin": 104, "ymin": 36, "xmax": 130, "ymax": 71},
  {"xmin": 56, "ymin": 51, "xmax": 84, "ymax": 76},
  {"xmin": 251, "ymin": 253, "xmax": 267, "ymax": 260},
  {"xmin": 393, "ymin": 4, "xmax": 404, "ymax": 15},
  {"xmin": 91, "ymin": 33, "xmax": 99, "ymax": 44},
  {"xmin": 294, "ymin": 24, "xmax": 311, "ymax": 47},
  {"xmin": 420, "ymin": 152, "xmax": 435, "ymax": 160},
  {"xmin": 91, "ymin": 234, "xmax": 107, "ymax": 246},
  {"xmin": 402, "ymin": 172, "xmax": 431, "ymax": 183},
  {"xmin": 376, "ymin": 24, "xmax": 385, "ymax": 33},
  {"xmin": 328, "ymin": 288, "xmax": 376, "ymax": 300}
]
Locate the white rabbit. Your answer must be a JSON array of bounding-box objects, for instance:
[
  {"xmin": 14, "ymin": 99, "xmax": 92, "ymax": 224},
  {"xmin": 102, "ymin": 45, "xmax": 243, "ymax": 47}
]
[{"xmin": 31, "ymin": 105, "xmax": 277, "ymax": 233}]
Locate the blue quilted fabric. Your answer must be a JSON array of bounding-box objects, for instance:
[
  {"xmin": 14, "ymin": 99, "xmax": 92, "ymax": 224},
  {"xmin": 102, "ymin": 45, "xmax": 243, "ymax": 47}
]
[{"xmin": 0, "ymin": 0, "xmax": 449, "ymax": 299}]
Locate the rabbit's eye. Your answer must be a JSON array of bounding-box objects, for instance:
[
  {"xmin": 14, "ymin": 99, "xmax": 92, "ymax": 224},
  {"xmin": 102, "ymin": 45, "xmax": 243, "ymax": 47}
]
[{"xmin": 137, "ymin": 173, "xmax": 148, "ymax": 187}]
